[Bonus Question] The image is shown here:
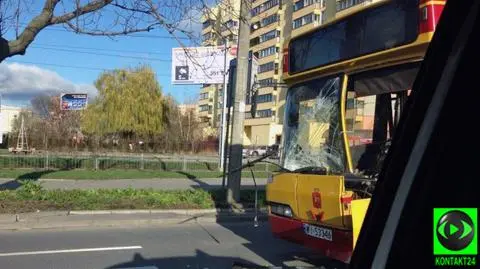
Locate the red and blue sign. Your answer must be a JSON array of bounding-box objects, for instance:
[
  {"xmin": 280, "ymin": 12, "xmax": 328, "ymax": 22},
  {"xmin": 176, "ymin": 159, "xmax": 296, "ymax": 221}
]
[{"xmin": 61, "ymin": 93, "xmax": 88, "ymax": 110}]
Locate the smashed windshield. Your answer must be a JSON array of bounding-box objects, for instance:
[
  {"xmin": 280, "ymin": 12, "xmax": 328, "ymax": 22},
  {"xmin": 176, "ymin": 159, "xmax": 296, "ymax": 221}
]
[{"xmin": 282, "ymin": 77, "xmax": 345, "ymax": 173}]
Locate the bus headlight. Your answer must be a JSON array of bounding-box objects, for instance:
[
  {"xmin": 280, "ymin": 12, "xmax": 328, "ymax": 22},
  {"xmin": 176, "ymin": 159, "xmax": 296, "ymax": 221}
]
[
  {"xmin": 283, "ymin": 207, "xmax": 293, "ymax": 217},
  {"xmin": 270, "ymin": 203, "xmax": 293, "ymax": 218}
]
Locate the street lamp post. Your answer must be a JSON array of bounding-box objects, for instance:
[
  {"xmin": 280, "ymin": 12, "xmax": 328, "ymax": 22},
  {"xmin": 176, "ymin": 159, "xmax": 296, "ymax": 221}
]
[{"xmin": 219, "ymin": 38, "xmax": 229, "ymax": 173}]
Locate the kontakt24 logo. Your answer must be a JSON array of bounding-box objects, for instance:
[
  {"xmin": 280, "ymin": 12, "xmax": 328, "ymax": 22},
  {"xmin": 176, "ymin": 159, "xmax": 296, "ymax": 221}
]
[{"xmin": 434, "ymin": 208, "xmax": 477, "ymax": 267}]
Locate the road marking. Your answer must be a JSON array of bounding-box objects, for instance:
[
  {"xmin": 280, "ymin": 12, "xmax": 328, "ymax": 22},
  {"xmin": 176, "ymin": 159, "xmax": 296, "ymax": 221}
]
[
  {"xmin": 121, "ymin": 267, "xmax": 157, "ymax": 269},
  {"xmin": 0, "ymin": 245, "xmax": 142, "ymax": 257}
]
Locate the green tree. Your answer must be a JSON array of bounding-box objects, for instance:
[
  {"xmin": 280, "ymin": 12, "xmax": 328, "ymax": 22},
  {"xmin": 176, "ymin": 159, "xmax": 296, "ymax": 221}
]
[{"xmin": 81, "ymin": 65, "xmax": 168, "ymax": 139}]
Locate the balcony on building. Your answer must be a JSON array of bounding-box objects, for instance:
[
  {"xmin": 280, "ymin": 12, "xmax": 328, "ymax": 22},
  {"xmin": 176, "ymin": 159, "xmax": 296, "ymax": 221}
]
[
  {"xmin": 250, "ymin": 0, "xmax": 283, "ymax": 38},
  {"xmin": 202, "ymin": 19, "xmax": 215, "ymax": 33},
  {"xmin": 293, "ymin": 0, "xmax": 326, "ymax": 19},
  {"xmin": 335, "ymin": 0, "xmax": 379, "ymax": 18}
]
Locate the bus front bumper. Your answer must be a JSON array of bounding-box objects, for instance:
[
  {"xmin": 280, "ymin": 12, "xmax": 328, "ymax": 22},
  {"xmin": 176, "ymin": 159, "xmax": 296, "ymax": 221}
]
[{"xmin": 269, "ymin": 214, "xmax": 353, "ymax": 263}]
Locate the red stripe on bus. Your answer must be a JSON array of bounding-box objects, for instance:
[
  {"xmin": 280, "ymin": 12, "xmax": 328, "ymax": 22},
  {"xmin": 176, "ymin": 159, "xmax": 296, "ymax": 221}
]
[
  {"xmin": 419, "ymin": 4, "xmax": 445, "ymax": 34},
  {"xmin": 269, "ymin": 214, "xmax": 353, "ymax": 263}
]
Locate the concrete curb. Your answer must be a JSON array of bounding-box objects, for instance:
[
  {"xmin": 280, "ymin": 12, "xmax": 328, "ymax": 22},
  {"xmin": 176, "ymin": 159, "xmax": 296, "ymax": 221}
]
[
  {"xmin": 68, "ymin": 208, "xmax": 268, "ymax": 215},
  {"xmin": 0, "ymin": 178, "xmax": 268, "ymax": 181},
  {"xmin": 0, "ymin": 209, "xmax": 269, "ymax": 231}
]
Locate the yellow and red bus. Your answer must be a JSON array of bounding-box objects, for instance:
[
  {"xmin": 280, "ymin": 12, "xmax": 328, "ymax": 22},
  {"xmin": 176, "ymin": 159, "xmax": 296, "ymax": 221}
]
[{"xmin": 266, "ymin": 0, "xmax": 446, "ymax": 263}]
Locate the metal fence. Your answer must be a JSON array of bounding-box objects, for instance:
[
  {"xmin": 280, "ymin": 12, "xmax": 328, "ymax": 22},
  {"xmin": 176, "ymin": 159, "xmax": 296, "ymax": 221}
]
[{"xmin": 0, "ymin": 152, "xmax": 277, "ymax": 172}]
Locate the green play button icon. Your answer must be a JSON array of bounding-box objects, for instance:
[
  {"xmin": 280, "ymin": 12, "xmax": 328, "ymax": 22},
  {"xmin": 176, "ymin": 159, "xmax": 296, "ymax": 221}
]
[
  {"xmin": 436, "ymin": 210, "xmax": 476, "ymax": 251},
  {"xmin": 450, "ymin": 223, "xmax": 459, "ymax": 235}
]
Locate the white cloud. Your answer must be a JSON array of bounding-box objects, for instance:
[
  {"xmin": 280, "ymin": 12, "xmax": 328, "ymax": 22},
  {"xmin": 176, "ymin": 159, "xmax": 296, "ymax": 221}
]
[{"xmin": 0, "ymin": 62, "xmax": 97, "ymax": 104}]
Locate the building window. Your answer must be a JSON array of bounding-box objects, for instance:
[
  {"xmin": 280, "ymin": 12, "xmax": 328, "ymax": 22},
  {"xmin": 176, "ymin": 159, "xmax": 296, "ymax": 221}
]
[
  {"xmin": 199, "ymin": 92, "xmax": 209, "ymax": 100},
  {"xmin": 346, "ymin": 98, "xmax": 355, "ymax": 109},
  {"xmin": 258, "ymin": 46, "xmax": 278, "ymax": 58},
  {"xmin": 259, "ymin": 30, "xmax": 281, "ymax": 43},
  {"xmin": 251, "ymin": 0, "xmax": 280, "ymax": 16},
  {"xmin": 261, "ymin": 14, "xmax": 279, "ymax": 27},
  {"xmin": 202, "ymin": 32, "xmax": 215, "ymax": 41},
  {"xmin": 199, "ymin": 104, "xmax": 209, "ymax": 112},
  {"xmin": 221, "ymin": 20, "xmax": 239, "ymax": 32},
  {"xmin": 292, "ymin": 13, "xmax": 321, "ymax": 29},
  {"xmin": 294, "ymin": 0, "xmax": 322, "ymax": 12},
  {"xmin": 251, "ymin": 30, "xmax": 281, "ymax": 47},
  {"xmin": 202, "ymin": 19, "xmax": 214, "ymax": 29},
  {"xmin": 245, "ymin": 109, "xmax": 273, "ymax": 118},
  {"xmin": 256, "ymin": 94, "xmax": 273, "ymax": 103},
  {"xmin": 252, "ymin": 14, "xmax": 280, "ymax": 33},
  {"xmin": 258, "ymin": 62, "xmax": 275, "ymax": 73},
  {"xmin": 258, "ymin": 78, "xmax": 276, "ymax": 86},
  {"xmin": 250, "ymin": 37, "xmax": 260, "ymax": 47},
  {"xmin": 257, "ymin": 109, "xmax": 273, "ymax": 118},
  {"xmin": 336, "ymin": 0, "xmax": 367, "ymax": 12},
  {"xmin": 228, "ymin": 34, "xmax": 238, "ymax": 43}
]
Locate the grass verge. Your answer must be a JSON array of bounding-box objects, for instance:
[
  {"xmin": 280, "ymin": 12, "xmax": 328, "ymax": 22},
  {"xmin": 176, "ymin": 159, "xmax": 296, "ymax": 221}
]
[
  {"xmin": 0, "ymin": 169, "xmax": 270, "ymax": 180},
  {"xmin": 0, "ymin": 180, "xmax": 267, "ymax": 214}
]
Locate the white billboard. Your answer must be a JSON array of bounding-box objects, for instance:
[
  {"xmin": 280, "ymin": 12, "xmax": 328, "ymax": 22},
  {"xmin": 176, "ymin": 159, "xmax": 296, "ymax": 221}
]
[{"xmin": 171, "ymin": 46, "xmax": 236, "ymax": 85}]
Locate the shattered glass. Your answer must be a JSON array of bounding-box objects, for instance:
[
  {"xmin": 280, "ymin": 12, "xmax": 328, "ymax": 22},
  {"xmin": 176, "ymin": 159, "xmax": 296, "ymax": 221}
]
[{"xmin": 282, "ymin": 77, "xmax": 345, "ymax": 173}]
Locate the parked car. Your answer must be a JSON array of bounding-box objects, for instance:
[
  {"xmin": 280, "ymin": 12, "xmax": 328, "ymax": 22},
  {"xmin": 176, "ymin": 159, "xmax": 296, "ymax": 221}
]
[
  {"xmin": 249, "ymin": 146, "xmax": 268, "ymax": 157},
  {"xmin": 266, "ymin": 144, "xmax": 280, "ymax": 159}
]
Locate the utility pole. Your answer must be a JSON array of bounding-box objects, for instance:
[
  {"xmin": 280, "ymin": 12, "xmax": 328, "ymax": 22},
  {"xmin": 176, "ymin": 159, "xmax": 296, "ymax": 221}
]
[
  {"xmin": 219, "ymin": 39, "xmax": 229, "ymax": 172},
  {"xmin": 227, "ymin": 0, "xmax": 251, "ymax": 205}
]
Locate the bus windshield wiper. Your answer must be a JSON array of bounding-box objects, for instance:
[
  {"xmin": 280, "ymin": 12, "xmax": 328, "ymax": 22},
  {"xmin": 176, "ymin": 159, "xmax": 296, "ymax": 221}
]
[
  {"xmin": 292, "ymin": 166, "xmax": 329, "ymax": 175},
  {"xmin": 224, "ymin": 151, "xmax": 291, "ymax": 176}
]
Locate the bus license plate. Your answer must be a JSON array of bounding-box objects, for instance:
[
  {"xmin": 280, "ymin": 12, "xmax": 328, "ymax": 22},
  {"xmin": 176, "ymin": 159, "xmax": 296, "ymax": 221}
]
[{"xmin": 302, "ymin": 223, "xmax": 333, "ymax": 241}]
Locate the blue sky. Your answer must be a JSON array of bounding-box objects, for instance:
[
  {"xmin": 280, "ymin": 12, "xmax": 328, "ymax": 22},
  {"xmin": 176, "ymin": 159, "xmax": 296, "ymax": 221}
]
[{"xmin": 0, "ymin": 1, "xmax": 204, "ymax": 106}]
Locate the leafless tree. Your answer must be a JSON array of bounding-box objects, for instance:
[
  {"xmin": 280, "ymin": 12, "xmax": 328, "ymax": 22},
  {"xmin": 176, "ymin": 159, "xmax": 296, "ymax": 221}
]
[
  {"xmin": 0, "ymin": 0, "xmax": 251, "ymax": 74},
  {"xmin": 0, "ymin": 0, "xmax": 209, "ymax": 63}
]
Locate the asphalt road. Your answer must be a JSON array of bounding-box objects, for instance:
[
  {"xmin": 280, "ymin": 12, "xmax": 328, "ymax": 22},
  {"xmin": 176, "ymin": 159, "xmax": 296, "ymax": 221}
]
[
  {"xmin": 0, "ymin": 222, "xmax": 345, "ymax": 269},
  {"xmin": 0, "ymin": 178, "xmax": 267, "ymax": 190}
]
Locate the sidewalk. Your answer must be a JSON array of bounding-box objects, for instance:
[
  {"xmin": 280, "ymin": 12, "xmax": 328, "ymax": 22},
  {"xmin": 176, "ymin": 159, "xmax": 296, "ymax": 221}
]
[
  {"xmin": 0, "ymin": 209, "xmax": 268, "ymax": 230},
  {"xmin": 0, "ymin": 178, "xmax": 267, "ymax": 190}
]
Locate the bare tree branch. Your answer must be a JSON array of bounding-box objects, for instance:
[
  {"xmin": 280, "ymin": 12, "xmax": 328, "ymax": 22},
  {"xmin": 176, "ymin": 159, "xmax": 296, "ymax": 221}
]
[
  {"xmin": 50, "ymin": 0, "xmax": 114, "ymax": 24},
  {"xmin": 111, "ymin": 1, "xmax": 152, "ymax": 15},
  {"xmin": 5, "ymin": 0, "xmax": 60, "ymax": 61},
  {"xmin": 0, "ymin": 0, "xmax": 247, "ymax": 64},
  {"xmin": 64, "ymin": 20, "xmax": 159, "ymax": 36},
  {"xmin": 0, "ymin": 0, "xmax": 167, "ymax": 63}
]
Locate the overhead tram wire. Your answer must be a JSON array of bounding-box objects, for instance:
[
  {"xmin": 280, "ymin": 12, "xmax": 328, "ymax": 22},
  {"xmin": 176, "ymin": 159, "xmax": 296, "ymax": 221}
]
[
  {"xmin": 28, "ymin": 46, "xmax": 172, "ymax": 62},
  {"xmin": 4, "ymin": 60, "xmax": 171, "ymax": 77},
  {"xmin": 10, "ymin": 21, "xmax": 191, "ymax": 40},
  {"xmin": 31, "ymin": 43, "xmax": 171, "ymax": 55}
]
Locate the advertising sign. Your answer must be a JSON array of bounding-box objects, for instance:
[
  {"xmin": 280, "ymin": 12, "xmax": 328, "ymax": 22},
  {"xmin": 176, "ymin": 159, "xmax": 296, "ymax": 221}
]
[
  {"xmin": 171, "ymin": 46, "xmax": 236, "ymax": 85},
  {"xmin": 60, "ymin": 94, "xmax": 88, "ymax": 110}
]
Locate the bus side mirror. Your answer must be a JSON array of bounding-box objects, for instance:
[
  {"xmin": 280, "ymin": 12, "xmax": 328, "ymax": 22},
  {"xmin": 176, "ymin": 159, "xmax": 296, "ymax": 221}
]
[{"xmin": 250, "ymin": 89, "xmax": 258, "ymax": 118}]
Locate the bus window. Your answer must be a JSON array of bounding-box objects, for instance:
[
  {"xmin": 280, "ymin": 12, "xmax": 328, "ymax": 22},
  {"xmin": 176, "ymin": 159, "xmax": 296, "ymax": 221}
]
[
  {"xmin": 346, "ymin": 92, "xmax": 401, "ymax": 175},
  {"xmin": 283, "ymin": 76, "xmax": 345, "ymax": 172},
  {"xmin": 346, "ymin": 64, "xmax": 418, "ymax": 176}
]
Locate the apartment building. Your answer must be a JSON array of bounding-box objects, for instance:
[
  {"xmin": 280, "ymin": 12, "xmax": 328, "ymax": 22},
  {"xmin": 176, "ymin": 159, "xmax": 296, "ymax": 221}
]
[
  {"xmin": 244, "ymin": 0, "xmax": 288, "ymax": 147},
  {"xmin": 291, "ymin": 0, "xmax": 327, "ymax": 37},
  {"xmin": 199, "ymin": 0, "xmax": 241, "ymax": 137},
  {"xmin": 0, "ymin": 105, "xmax": 22, "ymax": 134},
  {"xmin": 198, "ymin": 0, "xmax": 385, "ymax": 145}
]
